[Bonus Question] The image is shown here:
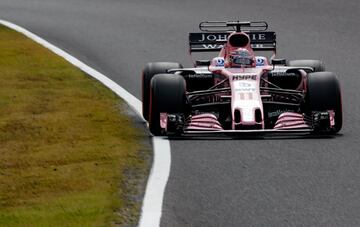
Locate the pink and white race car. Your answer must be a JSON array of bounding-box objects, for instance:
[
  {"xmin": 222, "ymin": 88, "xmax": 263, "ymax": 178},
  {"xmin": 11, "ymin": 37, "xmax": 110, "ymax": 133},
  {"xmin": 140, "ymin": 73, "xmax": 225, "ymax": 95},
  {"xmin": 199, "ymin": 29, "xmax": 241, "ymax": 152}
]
[{"xmin": 142, "ymin": 21, "xmax": 342, "ymax": 136}]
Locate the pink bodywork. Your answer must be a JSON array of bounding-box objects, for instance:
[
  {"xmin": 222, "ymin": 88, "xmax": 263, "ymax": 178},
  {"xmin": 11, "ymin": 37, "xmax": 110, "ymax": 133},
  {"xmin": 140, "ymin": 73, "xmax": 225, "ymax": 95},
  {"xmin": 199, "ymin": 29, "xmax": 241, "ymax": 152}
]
[
  {"xmin": 187, "ymin": 113, "xmax": 223, "ymax": 131},
  {"xmin": 207, "ymin": 33, "xmax": 267, "ymax": 130},
  {"xmin": 218, "ymin": 67, "xmax": 267, "ymax": 129}
]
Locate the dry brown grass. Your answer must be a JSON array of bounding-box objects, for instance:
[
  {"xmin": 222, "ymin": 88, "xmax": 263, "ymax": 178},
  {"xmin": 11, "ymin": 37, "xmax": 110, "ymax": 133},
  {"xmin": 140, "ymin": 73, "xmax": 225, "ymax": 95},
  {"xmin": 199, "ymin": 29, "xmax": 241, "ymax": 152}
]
[{"xmin": 0, "ymin": 25, "xmax": 150, "ymax": 226}]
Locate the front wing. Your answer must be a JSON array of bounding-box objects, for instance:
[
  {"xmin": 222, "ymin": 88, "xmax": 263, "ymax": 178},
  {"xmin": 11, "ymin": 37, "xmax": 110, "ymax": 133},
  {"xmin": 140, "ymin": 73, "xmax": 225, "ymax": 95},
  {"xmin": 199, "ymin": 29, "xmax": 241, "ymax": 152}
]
[{"xmin": 161, "ymin": 111, "xmax": 335, "ymax": 136}]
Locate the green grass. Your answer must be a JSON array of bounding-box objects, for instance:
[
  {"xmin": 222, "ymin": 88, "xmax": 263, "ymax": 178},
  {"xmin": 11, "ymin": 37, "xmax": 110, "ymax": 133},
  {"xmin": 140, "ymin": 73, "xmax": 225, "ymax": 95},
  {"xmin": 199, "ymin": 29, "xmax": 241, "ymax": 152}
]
[{"xmin": 0, "ymin": 25, "xmax": 150, "ymax": 226}]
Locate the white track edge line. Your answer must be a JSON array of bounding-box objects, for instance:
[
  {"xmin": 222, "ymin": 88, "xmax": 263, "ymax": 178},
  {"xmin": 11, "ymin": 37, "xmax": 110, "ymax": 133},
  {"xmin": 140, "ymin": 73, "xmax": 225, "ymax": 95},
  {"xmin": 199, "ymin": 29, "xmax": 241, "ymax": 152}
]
[{"xmin": 0, "ymin": 19, "xmax": 170, "ymax": 227}]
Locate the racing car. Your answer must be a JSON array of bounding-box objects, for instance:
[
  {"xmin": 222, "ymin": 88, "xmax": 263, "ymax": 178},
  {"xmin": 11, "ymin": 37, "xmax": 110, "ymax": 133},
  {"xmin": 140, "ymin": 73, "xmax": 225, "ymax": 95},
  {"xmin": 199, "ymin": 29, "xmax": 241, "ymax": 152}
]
[{"xmin": 142, "ymin": 21, "xmax": 342, "ymax": 136}]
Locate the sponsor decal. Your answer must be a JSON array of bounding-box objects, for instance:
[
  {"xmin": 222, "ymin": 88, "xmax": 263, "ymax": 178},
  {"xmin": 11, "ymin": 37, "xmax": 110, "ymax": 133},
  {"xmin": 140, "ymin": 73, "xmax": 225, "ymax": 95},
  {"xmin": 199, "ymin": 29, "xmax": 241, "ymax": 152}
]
[
  {"xmin": 235, "ymin": 81, "xmax": 256, "ymax": 92},
  {"xmin": 193, "ymin": 32, "xmax": 273, "ymax": 43},
  {"xmin": 255, "ymin": 57, "xmax": 266, "ymax": 66},
  {"xmin": 189, "ymin": 32, "xmax": 276, "ymax": 51},
  {"xmin": 250, "ymin": 33, "xmax": 266, "ymax": 41},
  {"xmin": 198, "ymin": 33, "xmax": 228, "ymax": 42},
  {"xmin": 187, "ymin": 74, "xmax": 213, "ymax": 79},
  {"xmin": 237, "ymin": 82, "xmax": 252, "ymax": 87},
  {"xmin": 213, "ymin": 57, "xmax": 225, "ymax": 67},
  {"xmin": 232, "ymin": 74, "xmax": 257, "ymax": 81},
  {"xmin": 201, "ymin": 44, "xmax": 223, "ymax": 49},
  {"xmin": 268, "ymin": 109, "xmax": 291, "ymax": 118},
  {"xmin": 236, "ymin": 87, "xmax": 256, "ymax": 92},
  {"xmin": 270, "ymin": 71, "xmax": 298, "ymax": 77}
]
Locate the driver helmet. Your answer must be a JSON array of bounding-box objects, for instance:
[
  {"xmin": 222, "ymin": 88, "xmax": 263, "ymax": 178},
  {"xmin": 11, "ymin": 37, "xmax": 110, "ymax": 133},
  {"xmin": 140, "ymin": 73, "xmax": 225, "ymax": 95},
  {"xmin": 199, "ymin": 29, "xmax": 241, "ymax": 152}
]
[{"xmin": 228, "ymin": 48, "xmax": 255, "ymax": 68}]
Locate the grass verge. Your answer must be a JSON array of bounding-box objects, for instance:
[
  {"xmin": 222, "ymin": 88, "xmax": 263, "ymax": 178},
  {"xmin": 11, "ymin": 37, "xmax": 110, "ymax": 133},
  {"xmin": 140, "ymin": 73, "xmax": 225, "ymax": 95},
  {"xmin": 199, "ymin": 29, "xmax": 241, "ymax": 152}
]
[{"xmin": 0, "ymin": 25, "xmax": 150, "ymax": 226}]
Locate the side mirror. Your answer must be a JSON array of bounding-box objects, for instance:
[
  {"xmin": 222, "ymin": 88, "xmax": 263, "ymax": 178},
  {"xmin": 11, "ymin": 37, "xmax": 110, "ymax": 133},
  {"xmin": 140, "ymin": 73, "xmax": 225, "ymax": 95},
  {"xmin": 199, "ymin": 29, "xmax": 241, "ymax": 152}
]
[
  {"xmin": 195, "ymin": 60, "xmax": 211, "ymax": 67},
  {"xmin": 271, "ymin": 59, "xmax": 287, "ymax": 66}
]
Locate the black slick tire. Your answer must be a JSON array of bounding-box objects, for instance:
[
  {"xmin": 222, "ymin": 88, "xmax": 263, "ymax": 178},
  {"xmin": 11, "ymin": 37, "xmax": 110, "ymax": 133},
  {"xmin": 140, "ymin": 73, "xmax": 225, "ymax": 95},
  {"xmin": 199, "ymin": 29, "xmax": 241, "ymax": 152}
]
[
  {"xmin": 142, "ymin": 62, "xmax": 182, "ymax": 120},
  {"xmin": 149, "ymin": 74, "xmax": 186, "ymax": 136},
  {"xmin": 306, "ymin": 72, "xmax": 342, "ymax": 133}
]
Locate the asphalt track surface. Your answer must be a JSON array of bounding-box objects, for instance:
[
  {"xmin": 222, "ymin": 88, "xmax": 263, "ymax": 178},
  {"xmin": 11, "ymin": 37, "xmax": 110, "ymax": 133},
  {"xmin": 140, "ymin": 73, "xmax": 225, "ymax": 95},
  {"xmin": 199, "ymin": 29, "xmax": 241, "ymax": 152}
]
[{"xmin": 1, "ymin": 0, "xmax": 360, "ymax": 226}]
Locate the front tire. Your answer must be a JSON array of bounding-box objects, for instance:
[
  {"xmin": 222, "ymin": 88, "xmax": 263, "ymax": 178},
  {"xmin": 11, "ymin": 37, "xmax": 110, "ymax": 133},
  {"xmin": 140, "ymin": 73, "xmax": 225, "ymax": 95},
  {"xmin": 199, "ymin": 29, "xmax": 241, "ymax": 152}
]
[
  {"xmin": 305, "ymin": 72, "xmax": 342, "ymax": 133},
  {"xmin": 149, "ymin": 74, "xmax": 186, "ymax": 136},
  {"xmin": 142, "ymin": 62, "xmax": 182, "ymax": 120}
]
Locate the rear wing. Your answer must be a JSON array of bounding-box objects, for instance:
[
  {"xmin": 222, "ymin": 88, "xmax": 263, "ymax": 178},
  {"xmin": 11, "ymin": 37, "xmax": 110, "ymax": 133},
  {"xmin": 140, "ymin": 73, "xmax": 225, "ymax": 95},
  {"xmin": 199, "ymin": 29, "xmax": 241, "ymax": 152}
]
[
  {"xmin": 189, "ymin": 21, "xmax": 276, "ymax": 53},
  {"xmin": 189, "ymin": 31, "xmax": 276, "ymax": 52}
]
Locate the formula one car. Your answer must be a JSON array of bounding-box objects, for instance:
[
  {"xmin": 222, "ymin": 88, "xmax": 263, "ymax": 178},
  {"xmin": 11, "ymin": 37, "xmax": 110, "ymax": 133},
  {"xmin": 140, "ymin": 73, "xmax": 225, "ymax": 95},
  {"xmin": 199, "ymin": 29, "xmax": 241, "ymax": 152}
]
[{"xmin": 142, "ymin": 21, "xmax": 342, "ymax": 136}]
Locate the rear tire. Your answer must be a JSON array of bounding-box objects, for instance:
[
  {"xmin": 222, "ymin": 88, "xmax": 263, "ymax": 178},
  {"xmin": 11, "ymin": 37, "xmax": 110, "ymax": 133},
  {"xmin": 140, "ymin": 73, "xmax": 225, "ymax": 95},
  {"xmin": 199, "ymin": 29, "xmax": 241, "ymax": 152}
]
[
  {"xmin": 306, "ymin": 72, "xmax": 342, "ymax": 133},
  {"xmin": 288, "ymin": 59, "xmax": 325, "ymax": 72},
  {"xmin": 142, "ymin": 62, "xmax": 182, "ymax": 120},
  {"xmin": 149, "ymin": 74, "xmax": 186, "ymax": 136}
]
